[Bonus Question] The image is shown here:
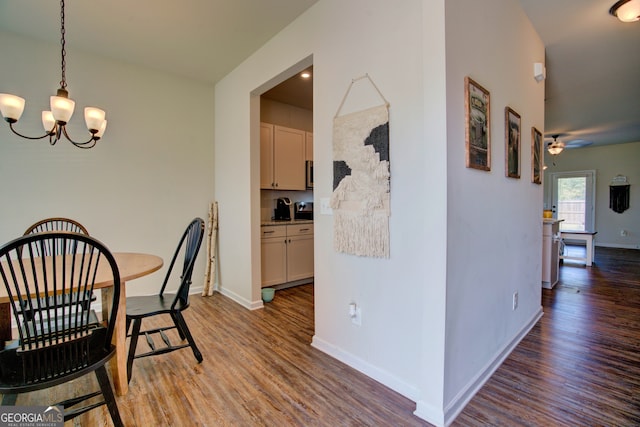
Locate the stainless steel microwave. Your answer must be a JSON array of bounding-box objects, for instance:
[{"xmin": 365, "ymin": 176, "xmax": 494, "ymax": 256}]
[{"xmin": 306, "ymin": 160, "xmax": 313, "ymax": 189}]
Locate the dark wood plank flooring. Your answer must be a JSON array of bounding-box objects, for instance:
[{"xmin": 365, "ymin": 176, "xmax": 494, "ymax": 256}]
[
  {"xmin": 455, "ymin": 246, "xmax": 640, "ymax": 426},
  {"xmin": 4, "ymin": 246, "xmax": 639, "ymax": 426}
]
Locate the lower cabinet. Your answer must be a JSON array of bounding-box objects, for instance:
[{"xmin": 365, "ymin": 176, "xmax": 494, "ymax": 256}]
[{"xmin": 261, "ymin": 224, "xmax": 314, "ymax": 287}]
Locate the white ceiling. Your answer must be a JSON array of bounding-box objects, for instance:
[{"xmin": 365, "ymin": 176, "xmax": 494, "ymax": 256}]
[
  {"xmin": 1, "ymin": 0, "xmax": 638, "ymax": 149},
  {"xmin": 519, "ymin": 0, "xmax": 640, "ymax": 148},
  {"xmin": 0, "ymin": 0, "xmax": 319, "ymax": 85}
]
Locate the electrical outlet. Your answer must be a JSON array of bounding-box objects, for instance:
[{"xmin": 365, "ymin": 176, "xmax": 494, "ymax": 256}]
[{"xmin": 512, "ymin": 292, "xmax": 518, "ymax": 311}]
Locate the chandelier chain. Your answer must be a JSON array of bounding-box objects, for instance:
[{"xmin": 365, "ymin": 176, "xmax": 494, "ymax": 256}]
[{"xmin": 59, "ymin": 0, "xmax": 67, "ymax": 89}]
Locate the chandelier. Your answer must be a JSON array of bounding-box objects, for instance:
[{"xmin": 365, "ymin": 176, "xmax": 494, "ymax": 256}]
[{"xmin": 0, "ymin": 0, "xmax": 107, "ymax": 149}]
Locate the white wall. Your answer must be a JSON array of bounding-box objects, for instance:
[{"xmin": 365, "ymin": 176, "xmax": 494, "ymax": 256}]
[
  {"xmin": 214, "ymin": 0, "xmax": 447, "ymax": 415},
  {"xmin": 543, "ymin": 142, "xmax": 640, "ymax": 249},
  {"xmin": 214, "ymin": 0, "xmax": 543, "ymax": 425},
  {"xmin": 442, "ymin": 0, "xmax": 545, "ymax": 422},
  {"xmin": 0, "ymin": 31, "xmax": 215, "ymax": 296}
]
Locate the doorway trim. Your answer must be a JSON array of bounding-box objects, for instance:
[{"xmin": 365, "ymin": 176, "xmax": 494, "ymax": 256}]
[{"xmin": 249, "ymin": 55, "xmax": 314, "ymax": 308}]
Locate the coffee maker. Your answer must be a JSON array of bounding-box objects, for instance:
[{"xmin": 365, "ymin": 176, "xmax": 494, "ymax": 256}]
[{"xmin": 274, "ymin": 197, "xmax": 292, "ymax": 221}]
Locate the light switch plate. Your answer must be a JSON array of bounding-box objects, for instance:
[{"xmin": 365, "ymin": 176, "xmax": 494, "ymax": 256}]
[{"xmin": 320, "ymin": 197, "xmax": 333, "ymax": 215}]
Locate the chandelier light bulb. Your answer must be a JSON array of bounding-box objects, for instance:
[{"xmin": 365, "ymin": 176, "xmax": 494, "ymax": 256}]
[
  {"xmin": 0, "ymin": 93, "xmax": 26, "ymax": 122},
  {"xmin": 95, "ymin": 120, "xmax": 107, "ymax": 138},
  {"xmin": 50, "ymin": 94, "xmax": 75, "ymax": 124},
  {"xmin": 41, "ymin": 111, "xmax": 56, "ymax": 133},
  {"xmin": 84, "ymin": 107, "xmax": 106, "ymax": 132}
]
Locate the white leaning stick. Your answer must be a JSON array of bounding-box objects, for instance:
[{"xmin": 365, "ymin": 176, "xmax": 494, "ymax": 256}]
[{"xmin": 203, "ymin": 201, "xmax": 219, "ymax": 296}]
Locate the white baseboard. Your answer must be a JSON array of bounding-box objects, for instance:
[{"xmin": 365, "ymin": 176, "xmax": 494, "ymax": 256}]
[
  {"xmin": 217, "ymin": 286, "xmax": 264, "ymax": 310},
  {"xmin": 310, "ymin": 335, "xmax": 420, "ymax": 402},
  {"xmin": 433, "ymin": 307, "xmax": 543, "ymax": 426}
]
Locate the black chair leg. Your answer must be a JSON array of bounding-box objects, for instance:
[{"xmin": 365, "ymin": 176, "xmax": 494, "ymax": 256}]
[
  {"xmin": 1, "ymin": 393, "xmax": 17, "ymax": 405},
  {"xmin": 172, "ymin": 312, "xmax": 203, "ymax": 363},
  {"xmin": 127, "ymin": 319, "xmax": 142, "ymax": 383},
  {"xmin": 95, "ymin": 365, "xmax": 124, "ymax": 427}
]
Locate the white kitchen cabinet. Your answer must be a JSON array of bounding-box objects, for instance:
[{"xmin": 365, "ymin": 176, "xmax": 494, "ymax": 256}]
[
  {"xmin": 260, "ymin": 123, "xmax": 306, "ymax": 190},
  {"xmin": 305, "ymin": 131, "xmax": 313, "ymax": 161},
  {"xmin": 542, "ymin": 219, "xmax": 562, "ymax": 289},
  {"xmin": 261, "ymin": 223, "xmax": 314, "ymax": 287},
  {"xmin": 286, "ymin": 224, "xmax": 314, "ymax": 282},
  {"xmin": 260, "ymin": 123, "xmax": 275, "ymax": 190},
  {"xmin": 260, "ymin": 226, "xmax": 287, "ymax": 287}
]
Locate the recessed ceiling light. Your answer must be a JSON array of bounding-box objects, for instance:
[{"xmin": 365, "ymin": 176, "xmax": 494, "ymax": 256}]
[
  {"xmin": 301, "ymin": 71, "xmax": 311, "ymax": 79},
  {"xmin": 610, "ymin": 0, "xmax": 640, "ymax": 22}
]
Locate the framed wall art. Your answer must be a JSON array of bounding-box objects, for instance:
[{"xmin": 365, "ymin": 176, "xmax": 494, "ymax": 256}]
[
  {"xmin": 464, "ymin": 77, "xmax": 490, "ymax": 171},
  {"xmin": 505, "ymin": 107, "xmax": 521, "ymax": 179},
  {"xmin": 531, "ymin": 127, "xmax": 542, "ymax": 184}
]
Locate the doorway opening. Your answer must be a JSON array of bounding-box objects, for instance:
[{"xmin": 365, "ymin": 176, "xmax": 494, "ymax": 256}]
[
  {"xmin": 251, "ymin": 56, "xmax": 314, "ymax": 313},
  {"xmin": 550, "ymin": 170, "xmax": 596, "ymax": 232}
]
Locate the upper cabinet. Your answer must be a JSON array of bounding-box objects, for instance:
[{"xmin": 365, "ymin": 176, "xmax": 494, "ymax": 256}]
[
  {"xmin": 260, "ymin": 123, "xmax": 308, "ymax": 190},
  {"xmin": 305, "ymin": 132, "xmax": 313, "ymax": 161}
]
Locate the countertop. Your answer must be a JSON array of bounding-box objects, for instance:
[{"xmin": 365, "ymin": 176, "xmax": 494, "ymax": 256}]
[
  {"xmin": 261, "ymin": 219, "xmax": 314, "ymax": 226},
  {"xmin": 543, "ymin": 218, "xmax": 564, "ymax": 224}
]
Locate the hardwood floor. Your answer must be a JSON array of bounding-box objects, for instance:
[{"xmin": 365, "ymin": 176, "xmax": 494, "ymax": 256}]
[
  {"xmin": 455, "ymin": 246, "xmax": 640, "ymax": 426},
  {"xmin": 5, "ymin": 246, "xmax": 640, "ymax": 426}
]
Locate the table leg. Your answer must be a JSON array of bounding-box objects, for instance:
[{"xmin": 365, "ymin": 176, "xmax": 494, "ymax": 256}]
[
  {"xmin": 0, "ymin": 303, "xmax": 11, "ymax": 350},
  {"xmin": 101, "ymin": 283, "xmax": 129, "ymax": 396},
  {"xmin": 586, "ymin": 235, "xmax": 593, "ymax": 267}
]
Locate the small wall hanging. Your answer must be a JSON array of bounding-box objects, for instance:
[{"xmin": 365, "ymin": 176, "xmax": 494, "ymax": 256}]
[
  {"xmin": 330, "ymin": 74, "xmax": 390, "ymax": 258},
  {"xmin": 609, "ymin": 175, "xmax": 630, "ymax": 214}
]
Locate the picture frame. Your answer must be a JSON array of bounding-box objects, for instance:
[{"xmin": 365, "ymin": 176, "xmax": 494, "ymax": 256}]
[
  {"xmin": 505, "ymin": 107, "xmax": 521, "ymax": 179},
  {"xmin": 465, "ymin": 77, "xmax": 490, "ymax": 171},
  {"xmin": 531, "ymin": 127, "xmax": 542, "ymax": 184}
]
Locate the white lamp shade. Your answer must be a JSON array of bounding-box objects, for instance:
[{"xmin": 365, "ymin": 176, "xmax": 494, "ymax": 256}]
[
  {"xmin": 0, "ymin": 93, "xmax": 26, "ymax": 121},
  {"xmin": 84, "ymin": 107, "xmax": 106, "ymax": 132},
  {"xmin": 547, "ymin": 141, "xmax": 565, "ymax": 155},
  {"xmin": 50, "ymin": 95, "xmax": 75, "ymax": 123},
  {"xmin": 95, "ymin": 120, "xmax": 107, "ymax": 138},
  {"xmin": 615, "ymin": 0, "xmax": 640, "ymax": 21},
  {"xmin": 41, "ymin": 111, "xmax": 56, "ymax": 132}
]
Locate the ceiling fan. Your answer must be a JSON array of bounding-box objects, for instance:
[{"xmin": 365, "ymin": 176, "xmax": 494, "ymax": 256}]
[{"xmin": 545, "ymin": 133, "xmax": 594, "ymax": 151}]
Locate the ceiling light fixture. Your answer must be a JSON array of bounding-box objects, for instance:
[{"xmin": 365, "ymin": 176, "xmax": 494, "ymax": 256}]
[
  {"xmin": 0, "ymin": 0, "xmax": 107, "ymax": 149},
  {"xmin": 300, "ymin": 71, "xmax": 311, "ymax": 79},
  {"xmin": 609, "ymin": 0, "xmax": 640, "ymax": 22},
  {"xmin": 547, "ymin": 135, "xmax": 565, "ymax": 156}
]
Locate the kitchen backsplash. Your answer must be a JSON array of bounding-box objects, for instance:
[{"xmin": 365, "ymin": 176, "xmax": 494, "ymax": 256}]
[{"xmin": 261, "ymin": 189, "xmax": 313, "ymax": 222}]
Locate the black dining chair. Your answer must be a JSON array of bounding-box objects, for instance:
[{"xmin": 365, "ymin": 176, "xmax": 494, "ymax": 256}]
[
  {"xmin": 126, "ymin": 218, "xmax": 205, "ymax": 383},
  {"xmin": 24, "ymin": 217, "xmax": 90, "ymax": 256},
  {"xmin": 21, "ymin": 217, "xmax": 93, "ymax": 320},
  {"xmin": 0, "ymin": 232, "xmax": 123, "ymax": 427}
]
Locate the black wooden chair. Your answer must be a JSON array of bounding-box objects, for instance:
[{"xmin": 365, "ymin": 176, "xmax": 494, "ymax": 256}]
[
  {"xmin": 0, "ymin": 232, "xmax": 123, "ymax": 426},
  {"xmin": 24, "ymin": 217, "xmax": 89, "ymax": 256},
  {"xmin": 126, "ymin": 218, "xmax": 205, "ymax": 383},
  {"xmin": 21, "ymin": 217, "xmax": 93, "ymax": 319}
]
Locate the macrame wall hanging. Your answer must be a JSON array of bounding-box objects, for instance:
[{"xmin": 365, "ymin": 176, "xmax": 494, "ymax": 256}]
[
  {"xmin": 330, "ymin": 74, "xmax": 390, "ymax": 258},
  {"xmin": 609, "ymin": 175, "xmax": 630, "ymax": 214}
]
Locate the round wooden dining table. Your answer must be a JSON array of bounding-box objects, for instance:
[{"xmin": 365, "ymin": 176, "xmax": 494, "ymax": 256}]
[{"xmin": 0, "ymin": 252, "xmax": 163, "ymax": 396}]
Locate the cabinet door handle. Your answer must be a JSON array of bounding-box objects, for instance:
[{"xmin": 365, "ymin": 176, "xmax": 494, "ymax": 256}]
[
  {"xmin": 263, "ymin": 230, "xmax": 275, "ymax": 235},
  {"xmin": 299, "ymin": 228, "xmax": 309, "ymax": 232}
]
